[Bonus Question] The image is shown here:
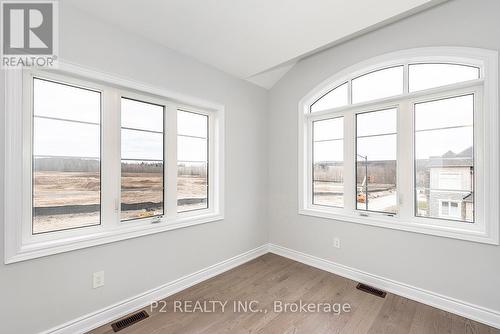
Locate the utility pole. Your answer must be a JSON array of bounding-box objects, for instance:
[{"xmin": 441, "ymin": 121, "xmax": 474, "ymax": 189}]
[{"xmin": 357, "ymin": 154, "xmax": 368, "ymax": 210}]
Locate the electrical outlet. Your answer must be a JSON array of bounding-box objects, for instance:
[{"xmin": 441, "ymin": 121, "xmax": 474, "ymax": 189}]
[
  {"xmin": 93, "ymin": 271, "xmax": 105, "ymax": 289},
  {"xmin": 333, "ymin": 237, "xmax": 341, "ymax": 249}
]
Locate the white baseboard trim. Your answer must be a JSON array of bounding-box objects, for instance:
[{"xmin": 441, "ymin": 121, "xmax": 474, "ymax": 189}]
[
  {"xmin": 268, "ymin": 243, "xmax": 500, "ymax": 330},
  {"xmin": 41, "ymin": 244, "xmax": 269, "ymax": 334},
  {"xmin": 41, "ymin": 243, "xmax": 500, "ymax": 333}
]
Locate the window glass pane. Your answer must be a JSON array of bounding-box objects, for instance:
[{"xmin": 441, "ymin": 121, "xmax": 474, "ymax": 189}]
[
  {"xmin": 415, "ymin": 126, "xmax": 473, "ymax": 160},
  {"xmin": 121, "ymin": 129, "xmax": 163, "ymax": 161},
  {"xmin": 415, "ymin": 95, "xmax": 474, "ymax": 223},
  {"xmin": 313, "ymin": 117, "xmax": 344, "ymax": 207},
  {"xmin": 121, "ymin": 160, "xmax": 164, "ymax": 221},
  {"xmin": 356, "ymin": 109, "xmax": 397, "ymax": 213},
  {"xmin": 121, "ymin": 99, "xmax": 164, "ymax": 221},
  {"xmin": 33, "ymin": 78, "xmax": 101, "ymax": 123},
  {"xmin": 313, "ymin": 140, "xmax": 343, "ymax": 163},
  {"xmin": 415, "ymin": 95, "xmax": 473, "ymax": 131},
  {"xmin": 357, "ymin": 134, "xmax": 397, "ymax": 161},
  {"xmin": 178, "ymin": 110, "xmax": 208, "ymax": 138},
  {"xmin": 409, "ymin": 63, "xmax": 480, "ymax": 92},
  {"xmin": 177, "ymin": 136, "xmax": 207, "ymax": 162},
  {"xmin": 310, "ymin": 83, "xmax": 348, "ymax": 113},
  {"xmin": 313, "ymin": 117, "xmax": 343, "ymax": 141},
  {"xmin": 178, "ymin": 162, "xmax": 208, "ymax": 212},
  {"xmin": 34, "ymin": 118, "xmax": 100, "ymax": 158},
  {"xmin": 32, "ymin": 80, "xmax": 101, "ymax": 234},
  {"xmin": 356, "ymin": 108, "xmax": 397, "ymax": 137},
  {"xmin": 352, "ymin": 66, "xmax": 403, "ymax": 104},
  {"xmin": 33, "ymin": 158, "xmax": 100, "ymax": 234},
  {"xmin": 178, "ymin": 111, "xmax": 208, "ymax": 212},
  {"xmin": 121, "ymin": 98, "xmax": 164, "ymax": 132}
]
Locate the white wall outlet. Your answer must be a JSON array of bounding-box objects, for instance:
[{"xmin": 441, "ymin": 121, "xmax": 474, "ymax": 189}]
[
  {"xmin": 333, "ymin": 237, "xmax": 341, "ymax": 249},
  {"xmin": 93, "ymin": 271, "xmax": 105, "ymax": 289}
]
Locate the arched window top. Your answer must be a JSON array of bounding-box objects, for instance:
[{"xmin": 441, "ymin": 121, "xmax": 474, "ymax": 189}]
[
  {"xmin": 310, "ymin": 82, "xmax": 348, "ymax": 113},
  {"xmin": 306, "ymin": 47, "xmax": 490, "ymax": 113},
  {"xmin": 408, "ymin": 63, "xmax": 480, "ymax": 92},
  {"xmin": 352, "ymin": 66, "xmax": 404, "ymax": 104}
]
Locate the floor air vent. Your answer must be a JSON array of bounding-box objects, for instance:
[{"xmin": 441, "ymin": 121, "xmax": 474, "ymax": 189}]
[
  {"xmin": 111, "ymin": 310, "xmax": 149, "ymax": 332},
  {"xmin": 356, "ymin": 283, "xmax": 387, "ymax": 298}
]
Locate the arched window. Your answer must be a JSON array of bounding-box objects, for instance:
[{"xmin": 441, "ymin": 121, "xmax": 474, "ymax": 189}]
[
  {"xmin": 408, "ymin": 63, "xmax": 479, "ymax": 92},
  {"xmin": 299, "ymin": 47, "xmax": 499, "ymax": 244},
  {"xmin": 310, "ymin": 62, "xmax": 481, "ymax": 113},
  {"xmin": 310, "ymin": 82, "xmax": 348, "ymax": 112}
]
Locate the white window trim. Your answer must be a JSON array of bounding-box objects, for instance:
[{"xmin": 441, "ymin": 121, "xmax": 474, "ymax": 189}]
[
  {"xmin": 298, "ymin": 47, "xmax": 499, "ymax": 245},
  {"xmin": 4, "ymin": 61, "xmax": 225, "ymax": 264}
]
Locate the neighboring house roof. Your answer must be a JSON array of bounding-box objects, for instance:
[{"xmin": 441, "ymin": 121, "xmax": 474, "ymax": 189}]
[
  {"xmin": 428, "ymin": 147, "xmax": 473, "ymax": 168},
  {"xmin": 456, "ymin": 147, "xmax": 473, "ymax": 158}
]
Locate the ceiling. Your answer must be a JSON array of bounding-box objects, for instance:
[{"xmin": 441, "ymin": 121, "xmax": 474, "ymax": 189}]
[{"xmin": 66, "ymin": 0, "xmax": 444, "ymax": 89}]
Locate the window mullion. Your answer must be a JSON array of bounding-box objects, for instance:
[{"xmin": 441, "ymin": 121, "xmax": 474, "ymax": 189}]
[
  {"xmin": 403, "ymin": 63, "xmax": 409, "ymax": 94},
  {"xmin": 22, "ymin": 71, "xmax": 33, "ymax": 241},
  {"xmin": 347, "ymin": 81, "xmax": 352, "ymax": 105},
  {"xmin": 165, "ymin": 103, "xmax": 178, "ymax": 220},
  {"xmin": 101, "ymin": 89, "xmax": 121, "ymax": 228},
  {"xmin": 343, "ymin": 112, "xmax": 356, "ymax": 212},
  {"xmin": 208, "ymin": 112, "xmax": 215, "ymax": 212},
  {"xmin": 397, "ymin": 100, "xmax": 413, "ymax": 219}
]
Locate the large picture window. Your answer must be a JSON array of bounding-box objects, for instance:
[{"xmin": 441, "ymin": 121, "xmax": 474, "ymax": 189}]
[
  {"xmin": 4, "ymin": 66, "xmax": 224, "ymax": 263},
  {"xmin": 299, "ymin": 47, "xmax": 499, "ymax": 244}
]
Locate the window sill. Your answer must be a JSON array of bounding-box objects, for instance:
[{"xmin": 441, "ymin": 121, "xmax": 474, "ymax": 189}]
[
  {"xmin": 298, "ymin": 208, "xmax": 499, "ymax": 245},
  {"xmin": 5, "ymin": 212, "xmax": 224, "ymax": 264}
]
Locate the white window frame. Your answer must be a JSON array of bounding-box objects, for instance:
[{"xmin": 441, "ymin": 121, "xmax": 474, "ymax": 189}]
[
  {"xmin": 298, "ymin": 47, "xmax": 499, "ymax": 244},
  {"xmin": 4, "ymin": 61, "xmax": 225, "ymax": 263}
]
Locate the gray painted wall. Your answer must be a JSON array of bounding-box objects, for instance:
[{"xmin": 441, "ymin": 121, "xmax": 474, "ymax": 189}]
[
  {"xmin": 0, "ymin": 3, "xmax": 268, "ymax": 333},
  {"xmin": 268, "ymin": 0, "xmax": 500, "ymax": 314}
]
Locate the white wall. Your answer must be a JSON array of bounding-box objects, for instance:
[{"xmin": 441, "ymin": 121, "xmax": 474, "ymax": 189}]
[
  {"xmin": 0, "ymin": 3, "xmax": 268, "ymax": 333},
  {"xmin": 268, "ymin": 0, "xmax": 500, "ymax": 314}
]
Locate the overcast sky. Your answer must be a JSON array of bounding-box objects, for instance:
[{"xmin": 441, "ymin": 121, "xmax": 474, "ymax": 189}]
[
  {"xmin": 33, "ymin": 75, "xmax": 474, "ymax": 164},
  {"xmin": 314, "ymin": 95, "xmax": 474, "ymax": 162},
  {"xmin": 33, "ymin": 79, "xmax": 208, "ymax": 162}
]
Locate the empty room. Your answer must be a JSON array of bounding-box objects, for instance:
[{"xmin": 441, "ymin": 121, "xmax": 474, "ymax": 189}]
[{"xmin": 1, "ymin": 0, "xmax": 500, "ymax": 333}]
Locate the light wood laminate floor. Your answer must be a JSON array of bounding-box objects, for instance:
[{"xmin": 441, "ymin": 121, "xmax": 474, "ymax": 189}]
[{"xmin": 89, "ymin": 253, "xmax": 500, "ymax": 334}]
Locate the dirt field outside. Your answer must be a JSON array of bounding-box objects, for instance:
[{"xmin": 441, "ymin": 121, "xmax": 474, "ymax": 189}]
[{"xmin": 33, "ymin": 171, "xmax": 207, "ymax": 233}]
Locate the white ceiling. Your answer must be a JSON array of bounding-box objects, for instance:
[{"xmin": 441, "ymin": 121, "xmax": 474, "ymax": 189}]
[{"xmin": 66, "ymin": 0, "xmax": 444, "ymax": 89}]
